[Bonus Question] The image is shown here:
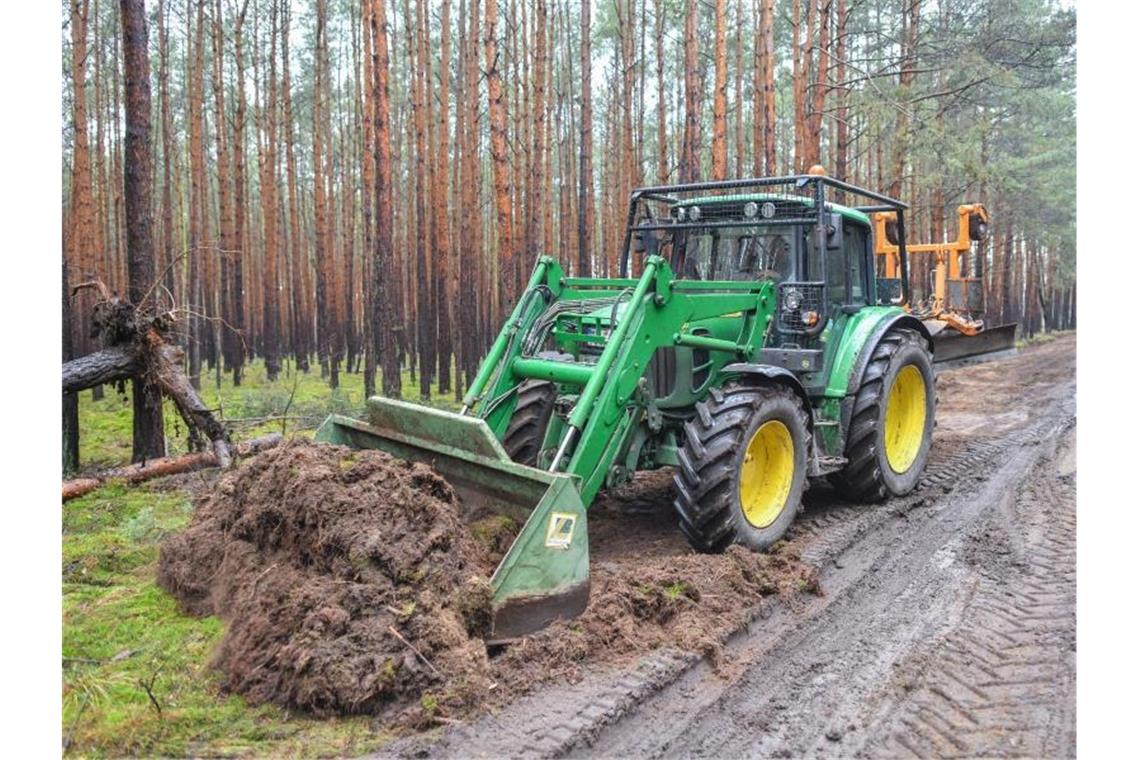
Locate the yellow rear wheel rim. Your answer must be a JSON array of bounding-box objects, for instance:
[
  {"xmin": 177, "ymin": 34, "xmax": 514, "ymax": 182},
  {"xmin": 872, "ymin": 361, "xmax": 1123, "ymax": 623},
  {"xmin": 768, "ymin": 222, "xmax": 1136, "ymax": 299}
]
[
  {"xmin": 739, "ymin": 420, "xmax": 796, "ymax": 528},
  {"xmin": 884, "ymin": 364, "xmax": 927, "ymax": 473}
]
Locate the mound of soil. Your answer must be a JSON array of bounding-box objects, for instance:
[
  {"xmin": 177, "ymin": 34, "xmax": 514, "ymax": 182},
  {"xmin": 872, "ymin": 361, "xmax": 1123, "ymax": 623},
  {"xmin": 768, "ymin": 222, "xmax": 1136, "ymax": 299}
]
[
  {"xmin": 158, "ymin": 441, "xmax": 818, "ymax": 726},
  {"xmin": 157, "ymin": 438, "xmax": 496, "ymax": 722}
]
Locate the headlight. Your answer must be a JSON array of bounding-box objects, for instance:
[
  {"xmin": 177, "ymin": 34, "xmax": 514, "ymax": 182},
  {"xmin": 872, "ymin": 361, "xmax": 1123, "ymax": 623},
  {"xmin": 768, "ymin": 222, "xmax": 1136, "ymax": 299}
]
[
  {"xmin": 743, "ymin": 201, "xmax": 759, "ymax": 218},
  {"xmin": 673, "ymin": 206, "xmax": 686, "ymax": 222},
  {"xmin": 689, "ymin": 205, "xmax": 701, "ymax": 221},
  {"xmin": 783, "ymin": 287, "xmax": 802, "ymax": 311}
]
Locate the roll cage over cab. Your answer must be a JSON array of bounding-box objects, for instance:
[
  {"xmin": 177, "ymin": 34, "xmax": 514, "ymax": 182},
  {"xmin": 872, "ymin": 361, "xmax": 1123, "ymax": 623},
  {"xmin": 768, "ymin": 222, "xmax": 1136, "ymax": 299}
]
[{"xmin": 622, "ymin": 171, "xmax": 913, "ymax": 325}]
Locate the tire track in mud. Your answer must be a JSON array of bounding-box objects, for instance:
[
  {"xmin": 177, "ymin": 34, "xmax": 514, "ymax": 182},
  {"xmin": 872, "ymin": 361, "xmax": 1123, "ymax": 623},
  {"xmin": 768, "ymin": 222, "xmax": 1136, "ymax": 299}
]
[
  {"xmin": 375, "ymin": 338, "xmax": 1076, "ymax": 759},
  {"xmin": 866, "ymin": 429, "xmax": 1076, "ymax": 758},
  {"xmin": 574, "ymin": 409, "xmax": 1073, "ymax": 759}
]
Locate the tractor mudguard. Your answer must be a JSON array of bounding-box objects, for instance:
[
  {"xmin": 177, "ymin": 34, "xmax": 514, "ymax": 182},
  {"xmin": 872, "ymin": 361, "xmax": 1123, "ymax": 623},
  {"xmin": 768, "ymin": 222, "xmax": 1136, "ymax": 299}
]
[
  {"xmin": 843, "ymin": 313, "xmax": 932, "ymax": 396},
  {"xmin": 720, "ymin": 363, "xmax": 814, "ymax": 431},
  {"xmin": 825, "ymin": 312, "xmax": 932, "ymax": 453}
]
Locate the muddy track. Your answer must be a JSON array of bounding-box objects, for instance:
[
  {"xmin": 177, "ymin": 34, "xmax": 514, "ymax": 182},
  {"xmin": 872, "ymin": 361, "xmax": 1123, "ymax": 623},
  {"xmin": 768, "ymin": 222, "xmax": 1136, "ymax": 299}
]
[{"xmin": 377, "ymin": 335, "xmax": 1076, "ymax": 759}]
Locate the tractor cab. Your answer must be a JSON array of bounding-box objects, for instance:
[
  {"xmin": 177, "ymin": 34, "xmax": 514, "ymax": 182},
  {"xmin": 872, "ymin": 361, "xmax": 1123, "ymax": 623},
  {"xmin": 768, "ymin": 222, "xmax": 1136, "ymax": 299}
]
[{"xmin": 621, "ymin": 172, "xmax": 912, "ymax": 405}]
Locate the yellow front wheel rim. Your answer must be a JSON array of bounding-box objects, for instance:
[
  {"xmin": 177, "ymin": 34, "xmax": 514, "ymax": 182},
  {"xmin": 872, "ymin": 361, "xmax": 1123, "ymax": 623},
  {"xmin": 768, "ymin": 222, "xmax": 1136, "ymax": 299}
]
[
  {"xmin": 739, "ymin": 420, "xmax": 796, "ymax": 528},
  {"xmin": 883, "ymin": 364, "xmax": 927, "ymax": 473}
]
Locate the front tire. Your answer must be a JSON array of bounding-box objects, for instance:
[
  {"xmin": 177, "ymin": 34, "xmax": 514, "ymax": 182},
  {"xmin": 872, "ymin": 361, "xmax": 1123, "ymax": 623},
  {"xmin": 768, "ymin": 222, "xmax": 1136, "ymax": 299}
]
[
  {"xmin": 502, "ymin": 380, "xmax": 556, "ymax": 466},
  {"xmin": 672, "ymin": 383, "xmax": 810, "ymax": 553},
  {"xmin": 832, "ymin": 327, "xmax": 935, "ymax": 501}
]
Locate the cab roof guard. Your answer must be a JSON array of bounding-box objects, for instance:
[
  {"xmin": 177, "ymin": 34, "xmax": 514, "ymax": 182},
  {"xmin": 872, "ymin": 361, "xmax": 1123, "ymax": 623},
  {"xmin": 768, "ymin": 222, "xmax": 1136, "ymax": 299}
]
[{"xmin": 619, "ymin": 174, "xmax": 911, "ymax": 301}]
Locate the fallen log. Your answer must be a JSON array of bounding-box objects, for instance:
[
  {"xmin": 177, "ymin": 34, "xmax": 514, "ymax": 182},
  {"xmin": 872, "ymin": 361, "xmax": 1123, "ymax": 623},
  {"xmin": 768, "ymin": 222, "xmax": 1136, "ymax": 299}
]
[
  {"xmin": 62, "ymin": 346, "xmax": 139, "ymax": 395},
  {"xmin": 62, "ymin": 433, "xmax": 282, "ymax": 502}
]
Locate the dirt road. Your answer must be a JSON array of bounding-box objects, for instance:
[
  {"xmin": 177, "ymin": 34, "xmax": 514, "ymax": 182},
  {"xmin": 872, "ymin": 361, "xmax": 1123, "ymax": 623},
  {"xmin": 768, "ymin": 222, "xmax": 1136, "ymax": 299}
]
[{"xmin": 380, "ymin": 334, "xmax": 1076, "ymax": 759}]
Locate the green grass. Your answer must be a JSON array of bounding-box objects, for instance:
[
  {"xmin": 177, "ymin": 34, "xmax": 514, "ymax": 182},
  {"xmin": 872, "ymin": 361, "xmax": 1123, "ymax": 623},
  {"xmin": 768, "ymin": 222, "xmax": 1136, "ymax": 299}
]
[
  {"xmin": 62, "ymin": 482, "xmax": 392, "ymax": 758},
  {"xmin": 65, "ymin": 358, "xmax": 469, "ymax": 756},
  {"xmin": 77, "ymin": 358, "xmax": 462, "ymax": 468},
  {"xmin": 1015, "ymin": 328, "xmax": 1073, "ymax": 350}
]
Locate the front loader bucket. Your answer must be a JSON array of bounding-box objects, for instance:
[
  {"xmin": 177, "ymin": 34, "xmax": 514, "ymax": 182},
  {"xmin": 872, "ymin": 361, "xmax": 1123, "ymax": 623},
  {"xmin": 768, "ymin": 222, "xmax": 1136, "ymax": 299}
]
[
  {"xmin": 315, "ymin": 397, "xmax": 589, "ymax": 642},
  {"xmin": 928, "ymin": 321, "xmax": 1019, "ymax": 366}
]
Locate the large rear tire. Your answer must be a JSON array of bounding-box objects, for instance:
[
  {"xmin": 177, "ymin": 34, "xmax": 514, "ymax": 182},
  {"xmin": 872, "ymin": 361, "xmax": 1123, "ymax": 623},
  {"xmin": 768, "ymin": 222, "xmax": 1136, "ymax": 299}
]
[
  {"xmin": 672, "ymin": 383, "xmax": 810, "ymax": 553},
  {"xmin": 832, "ymin": 328, "xmax": 935, "ymax": 501}
]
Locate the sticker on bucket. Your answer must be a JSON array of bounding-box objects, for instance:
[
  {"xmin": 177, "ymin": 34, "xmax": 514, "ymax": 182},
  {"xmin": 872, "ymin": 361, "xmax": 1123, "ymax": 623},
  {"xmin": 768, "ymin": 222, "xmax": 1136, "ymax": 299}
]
[{"xmin": 545, "ymin": 512, "xmax": 577, "ymax": 549}]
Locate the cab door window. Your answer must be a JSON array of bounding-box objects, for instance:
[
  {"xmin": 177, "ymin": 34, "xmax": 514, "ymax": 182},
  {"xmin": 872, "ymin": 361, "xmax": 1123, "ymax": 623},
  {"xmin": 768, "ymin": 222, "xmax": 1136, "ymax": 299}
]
[{"xmin": 844, "ymin": 224, "xmax": 869, "ymax": 304}]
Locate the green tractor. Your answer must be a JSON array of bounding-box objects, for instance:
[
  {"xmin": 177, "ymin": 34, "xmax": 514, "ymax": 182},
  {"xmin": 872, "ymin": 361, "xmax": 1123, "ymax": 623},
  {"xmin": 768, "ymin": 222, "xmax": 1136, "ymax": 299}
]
[{"xmin": 317, "ymin": 171, "xmax": 936, "ymax": 640}]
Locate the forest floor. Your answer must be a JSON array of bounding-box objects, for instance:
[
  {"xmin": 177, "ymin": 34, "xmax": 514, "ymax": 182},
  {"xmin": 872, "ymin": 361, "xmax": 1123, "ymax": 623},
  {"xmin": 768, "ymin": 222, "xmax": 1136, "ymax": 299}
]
[{"xmin": 62, "ymin": 333, "xmax": 1076, "ymax": 758}]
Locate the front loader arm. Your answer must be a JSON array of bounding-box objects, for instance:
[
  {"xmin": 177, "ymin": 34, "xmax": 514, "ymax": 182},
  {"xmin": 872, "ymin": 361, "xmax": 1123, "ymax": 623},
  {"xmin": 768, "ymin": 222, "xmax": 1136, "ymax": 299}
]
[{"xmin": 466, "ymin": 255, "xmax": 773, "ymax": 507}]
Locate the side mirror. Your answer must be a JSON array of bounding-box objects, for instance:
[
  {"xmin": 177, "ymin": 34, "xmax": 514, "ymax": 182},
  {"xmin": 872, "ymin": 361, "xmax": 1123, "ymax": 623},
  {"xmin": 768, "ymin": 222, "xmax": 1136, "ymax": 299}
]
[
  {"xmin": 826, "ymin": 213, "xmax": 843, "ymax": 250},
  {"xmin": 968, "ymin": 212, "xmax": 989, "ymax": 241},
  {"xmin": 884, "ymin": 219, "xmax": 900, "ymax": 246},
  {"xmin": 632, "ymin": 223, "xmax": 665, "ymax": 257}
]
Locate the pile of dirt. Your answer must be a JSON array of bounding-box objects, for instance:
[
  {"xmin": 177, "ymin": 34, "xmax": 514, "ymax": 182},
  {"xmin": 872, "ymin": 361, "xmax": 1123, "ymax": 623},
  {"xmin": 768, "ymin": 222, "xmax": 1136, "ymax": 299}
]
[
  {"xmin": 157, "ymin": 438, "xmax": 496, "ymax": 723},
  {"xmin": 158, "ymin": 441, "xmax": 820, "ymax": 725}
]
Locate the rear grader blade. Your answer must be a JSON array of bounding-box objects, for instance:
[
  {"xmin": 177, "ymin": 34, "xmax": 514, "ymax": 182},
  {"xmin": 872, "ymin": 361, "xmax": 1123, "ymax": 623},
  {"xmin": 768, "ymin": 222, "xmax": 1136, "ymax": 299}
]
[
  {"xmin": 315, "ymin": 399, "xmax": 589, "ymax": 643},
  {"xmin": 927, "ymin": 320, "xmax": 1018, "ymax": 366}
]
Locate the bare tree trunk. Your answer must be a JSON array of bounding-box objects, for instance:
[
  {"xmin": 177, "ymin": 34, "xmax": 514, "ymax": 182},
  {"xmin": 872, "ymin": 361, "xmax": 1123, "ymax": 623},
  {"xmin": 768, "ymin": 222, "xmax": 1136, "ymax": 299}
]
[
  {"xmin": 187, "ymin": 0, "xmax": 206, "ymax": 391},
  {"xmin": 834, "ymin": 0, "xmax": 848, "ymax": 183},
  {"xmin": 681, "ymin": 0, "xmax": 700, "ymax": 182},
  {"xmin": 806, "ymin": 0, "xmax": 830, "ymax": 168},
  {"xmin": 69, "ymin": 0, "xmax": 99, "ymax": 360},
  {"xmin": 259, "ymin": 0, "xmax": 281, "ymax": 381},
  {"xmin": 436, "ymin": 0, "xmax": 454, "ymax": 395},
  {"xmin": 369, "ymin": 0, "xmax": 400, "ymax": 398},
  {"xmin": 792, "ymin": 0, "xmax": 804, "ymax": 171},
  {"xmin": 230, "ymin": 0, "xmax": 251, "ymax": 385},
  {"xmin": 888, "ymin": 0, "xmax": 920, "ymax": 198},
  {"xmin": 762, "ymin": 0, "xmax": 775, "ymax": 173},
  {"xmin": 121, "ymin": 0, "xmax": 166, "ymax": 461},
  {"xmin": 578, "ymin": 0, "xmax": 594, "ymax": 276},
  {"xmin": 733, "ymin": 0, "xmax": 745, "ymax": 176},
  {"xmin": 280, "ymin": 0, "xmax": 308, "ymax": 372},
  {"xmin": 711, "ymin": 0, "xmax": 728, "ymax": 180},
  {"xmin": 63, "ymin": 256, "xmax": 80, "ymax": 475},
  {"xmin": 487, "ymin": 0, "xmax": 514, "ymax": 311},
  {"xmin": 655, "ymin": 0, "xmax": 668, "ymax": 184}
]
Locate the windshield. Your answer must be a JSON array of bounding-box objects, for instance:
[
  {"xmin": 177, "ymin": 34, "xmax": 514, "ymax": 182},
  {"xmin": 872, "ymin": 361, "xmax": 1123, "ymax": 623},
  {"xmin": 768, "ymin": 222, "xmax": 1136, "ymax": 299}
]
[{"xmin": 676, "ymin": 225, "xmax": 797, "ymax": 282}]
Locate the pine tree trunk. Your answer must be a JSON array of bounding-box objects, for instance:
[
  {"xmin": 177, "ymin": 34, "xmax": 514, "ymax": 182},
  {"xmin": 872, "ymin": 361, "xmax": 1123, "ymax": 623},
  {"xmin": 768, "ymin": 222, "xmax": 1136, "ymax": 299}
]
[
  {"xmin": 681, "ymin": 0, "xmax": 700, "ymax": 182},
  {"xmin": 369, "ymin": 0, "xmax": 400, "ymax": 397},
  {"xmin": 63, "ymin": 254, "xmax": 80, "ymax": 474},
  {"xmin": 762, "ymin": 0, "xmax": 775, "ymax": 173},
  {"xmin": 655, "ymin": 0, "xmax": 668, "ymax": 184},
  {"xmin": 806, "ymin": 0, "xmax": 830, "ymax": 168},
  {"xmin": 578, "ymin": 0, "xmax": 594, "ymax": 276},
  {"xmin": 834, "ymin": 0, "xmax": 848, "ymax": 183},
  {"xmin": 120, "ymin": 0, "xmax": 166, "ymax": 462},
  {"xmin": 437, "ymin": 0, "xmax": 454, "ymax": 395},
  {"xmin": 260, "ymin": 0, "xmax": 280, "ymax": 381},
  {"xmin": 187, "ymin": 0, "xmax": 206, "ymax": 391},
  {"xmin": 487, "ymin": 0, "xmax": 515, "ymax": 312},
  {"xmin": 69, "ymin": 0, "xmax": 98, "ymax": 360},
  {"xmin": 710, "ymin": 0, "xmax": 727, "ymax": 180}
]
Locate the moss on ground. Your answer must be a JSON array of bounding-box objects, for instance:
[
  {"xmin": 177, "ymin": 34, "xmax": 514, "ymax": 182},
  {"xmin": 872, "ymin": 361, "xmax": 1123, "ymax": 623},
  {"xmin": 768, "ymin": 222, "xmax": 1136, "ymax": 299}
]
[
  {"xmin": 64, "ymin": 359, "xmax": 472, "ymax": 755},
  {"xmin": 62, "ymin": 472, "xmax": 391, "ymax": 757}
]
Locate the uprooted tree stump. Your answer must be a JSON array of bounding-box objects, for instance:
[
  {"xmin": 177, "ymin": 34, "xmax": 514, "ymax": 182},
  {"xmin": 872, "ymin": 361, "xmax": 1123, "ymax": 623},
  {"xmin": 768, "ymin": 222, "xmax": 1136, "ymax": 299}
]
[{"xmin": 62, "ymin": 283, "xmax": 235, "ymax": 469}]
